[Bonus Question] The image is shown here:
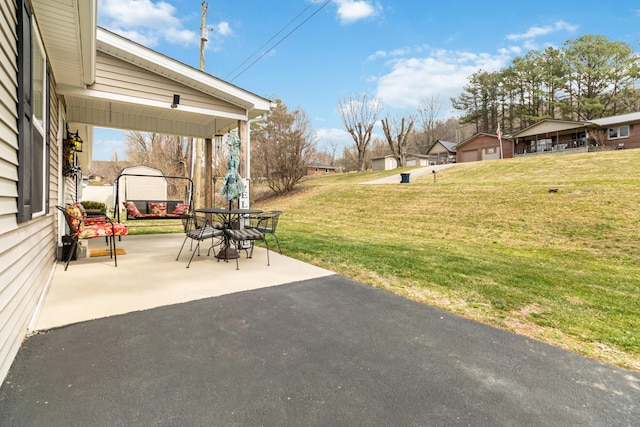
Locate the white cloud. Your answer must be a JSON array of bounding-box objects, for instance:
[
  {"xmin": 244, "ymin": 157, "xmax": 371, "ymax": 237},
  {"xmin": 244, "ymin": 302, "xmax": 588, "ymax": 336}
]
[
  {"xmin": 368, "ymin": 50, "xmax": 387, "ymax": 61},
  {"xmin": 375, "ymin": 48, "xmax": 511, "ymax": 114},
  {"xmin": 315, "ymin": 127, "xmax": 353, "ymax": 148},
  {"xmin": 98, "ymin": 0, "xmax": 199, "ymax": 46},
  {"xmin": 92, "ymin": 128, "xmax": 127, "ymax": 160},
  {"xmin": 334, "ymin": 0, "xmax": 381, "ymax": 24},
  {"xmin": 215, "ymin": 21, "xmax": 233, "ymax": 37},
  {"xmin": 367, "ymin": 45, "xmax": 430, "ymax": 62},
  {"xmin": 506, "ymin": 21, "xmax": 577, "ymax": 41}
]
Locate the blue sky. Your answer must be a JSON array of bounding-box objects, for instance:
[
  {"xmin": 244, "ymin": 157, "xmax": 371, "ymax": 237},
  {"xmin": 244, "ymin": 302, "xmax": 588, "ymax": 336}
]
[{"xmin": 93, "ymin": 0, "xmax": 640, "ymax": 160}]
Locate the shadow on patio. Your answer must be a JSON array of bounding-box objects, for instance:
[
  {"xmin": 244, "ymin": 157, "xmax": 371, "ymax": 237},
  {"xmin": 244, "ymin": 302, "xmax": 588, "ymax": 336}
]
[{"xmin": 36, "ymin": 233, "xmax": 334, "ymax": 330}]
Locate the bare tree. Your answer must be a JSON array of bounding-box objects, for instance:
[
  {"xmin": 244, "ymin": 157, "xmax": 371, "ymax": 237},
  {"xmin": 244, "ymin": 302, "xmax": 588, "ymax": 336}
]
[
  {"xmin": 326, "ymin": 140, "xmax": 339, "ymax": 166},
  {"xmin": 381, "ymin": 114, "xmax": 416, "ymax": 168},
  {"xmin": 251, "ymin": 101, "xmax": 317, "ymax": 194},
  {"xmin": 417, "ymin": 95, "xmax": 443, "ymax": 153},
  {"xmin": 338, "ymin": 92, "xmax": 383, "ymax": 171},
  {"xmin": 125, "ymin": 132, "xmax": 189, "ymax": 198}
]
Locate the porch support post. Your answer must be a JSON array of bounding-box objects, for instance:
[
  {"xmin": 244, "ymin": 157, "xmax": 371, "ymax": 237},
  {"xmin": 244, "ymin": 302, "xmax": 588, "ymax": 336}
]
[
  {"xmin": 204, "ymin": 137, "xmax": 212, "ymax": 208},
  {"xmin": 237, "ymin": 120, "xmax": 248, "ymax": 179}
]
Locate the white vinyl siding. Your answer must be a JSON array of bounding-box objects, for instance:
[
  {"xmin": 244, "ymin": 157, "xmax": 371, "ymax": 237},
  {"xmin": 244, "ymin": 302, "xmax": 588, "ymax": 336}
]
[
  {"xmin": 0, "ymin": 1, "xmax": 58, "ymax": 383},
  {"xmin": 93, "ymin": 53, "xmax": 243, "ymax": 115}
]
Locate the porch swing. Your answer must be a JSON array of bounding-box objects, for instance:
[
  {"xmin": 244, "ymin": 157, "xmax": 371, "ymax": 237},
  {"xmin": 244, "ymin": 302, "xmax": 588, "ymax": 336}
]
[{"xmin": 113, "ymin": 166, "xmax": 194, "ymax": 224}]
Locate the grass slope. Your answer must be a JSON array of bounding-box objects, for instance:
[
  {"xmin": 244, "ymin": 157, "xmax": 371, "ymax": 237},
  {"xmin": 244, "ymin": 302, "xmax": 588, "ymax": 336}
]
[{"xmin": 256, "ymin": 149, "xmax": 640, "ymax": 372}]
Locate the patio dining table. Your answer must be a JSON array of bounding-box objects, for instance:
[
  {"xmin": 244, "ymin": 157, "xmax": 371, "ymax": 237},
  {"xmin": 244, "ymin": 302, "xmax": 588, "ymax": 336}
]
[{"xmin": 195, "ymin": 207, "xmax": 263, "ymax": 260}]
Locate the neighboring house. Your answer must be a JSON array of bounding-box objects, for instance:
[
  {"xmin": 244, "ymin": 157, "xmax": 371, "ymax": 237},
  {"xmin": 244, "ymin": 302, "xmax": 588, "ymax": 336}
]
[
  {"xmin": 426, "ymin": 140, "xmax": 457, "ymax": 164},
  {"xmin": 371, "ymin": 155, "xmax": 397, "ymax": 171},
  {"xmin": 455, "ymin": 133, "xmax": 513, "ymax": 163},
  {"xmin": 306, "ymin": 165, "xmax": 341, "ymax": 175},
  {"xmin": 0, "ymin": 0, "xmax": 272, "ymax": 382},
  {"xmin": 510, "ymin": 112, "xmax": 640, "ymax": 155},
  {"xmin": 405, "ymin": 154, "xmax": 430, "ymax": 167},
  {"xmin": 371, "ymin": 153, "xmax": 430, "ymax": 170}
]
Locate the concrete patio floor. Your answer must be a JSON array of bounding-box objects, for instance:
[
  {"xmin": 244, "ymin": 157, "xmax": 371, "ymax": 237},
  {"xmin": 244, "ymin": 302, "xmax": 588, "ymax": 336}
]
[{"xmin": 35, "ymin": 233, "xmax": 334, "ymax": 330}]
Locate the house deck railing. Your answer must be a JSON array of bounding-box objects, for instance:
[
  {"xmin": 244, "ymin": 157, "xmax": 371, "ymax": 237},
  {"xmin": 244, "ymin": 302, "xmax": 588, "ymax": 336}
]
[{"xmin": 514, "ymin": 138, "xmax": 587, "ymax": 156}]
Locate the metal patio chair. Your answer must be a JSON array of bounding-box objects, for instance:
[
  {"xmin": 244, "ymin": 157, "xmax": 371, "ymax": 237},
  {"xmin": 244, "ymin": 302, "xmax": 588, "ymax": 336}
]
[
  {"xmin": 176, "ymin": 213, "xmax": 224, "ymax": 268},
  {"xmin": 223, "ymin": 226, "xmax": 270, "ymax": 270},
  {"xmin": 248, "ymin": 210, "xmax": 283, "ymax": 254}
]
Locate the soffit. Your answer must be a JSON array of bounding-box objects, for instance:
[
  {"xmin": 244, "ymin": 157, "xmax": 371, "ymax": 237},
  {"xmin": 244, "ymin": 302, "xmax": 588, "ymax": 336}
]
[
  {"xmin": 511, "ymin": 120, "xmax": 587, "ymax": 138},
  {"xmin": 32, "ymin": 0, "xmax": 96, "ymax": 87}
]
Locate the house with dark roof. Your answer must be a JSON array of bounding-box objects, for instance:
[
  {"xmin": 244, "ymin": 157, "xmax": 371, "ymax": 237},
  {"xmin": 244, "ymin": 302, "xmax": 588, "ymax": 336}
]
[{"xmin": 426, "ymin": 140, "xmax": 457, "ymax": 164}]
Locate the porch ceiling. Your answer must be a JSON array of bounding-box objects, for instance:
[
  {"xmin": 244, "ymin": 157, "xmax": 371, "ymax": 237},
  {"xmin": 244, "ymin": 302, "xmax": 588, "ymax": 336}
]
[
  {"xmin": 59, "ymin": 85, "xmax": 243, "ymax": 139},
  {"xmin": 511, "ymin": 119, "xmax": 587, "ymax": 139}
]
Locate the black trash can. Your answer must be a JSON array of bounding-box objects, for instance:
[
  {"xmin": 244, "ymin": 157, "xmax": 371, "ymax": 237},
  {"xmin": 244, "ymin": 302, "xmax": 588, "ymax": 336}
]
[
  {"xmin": 400, "ymin": 173, "xmax": 410, "ymax": 183},
  {"xmin": 61, "ymin": 235, "xmax": 77, "ymax": 261}
]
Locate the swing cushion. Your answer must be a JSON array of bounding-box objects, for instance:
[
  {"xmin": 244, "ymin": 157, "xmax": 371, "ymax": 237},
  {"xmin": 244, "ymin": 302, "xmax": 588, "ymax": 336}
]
[
  {"xmin": 123, "ymin": 200, "xmax": 186, "ymax": 219},
  {"xmin": 124, "ymin": 201, "xmax": 142, "ymax": 217},
  {"xmin": 149, "ymin": 202, "xmax": 168, "ymax": 216},
  {"xmin": 171, "ymin": 203, "xmax": 189, "ymax": 215}
]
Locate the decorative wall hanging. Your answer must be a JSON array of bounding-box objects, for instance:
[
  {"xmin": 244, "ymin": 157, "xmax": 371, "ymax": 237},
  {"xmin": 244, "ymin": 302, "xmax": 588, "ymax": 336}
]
[{"xmin": 63, "ymin": 126, "xmax": 83, "ymax": 177}]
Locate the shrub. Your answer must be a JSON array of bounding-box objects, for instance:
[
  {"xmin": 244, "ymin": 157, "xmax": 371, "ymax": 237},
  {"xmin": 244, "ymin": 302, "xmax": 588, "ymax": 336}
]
[{"xmin": 81, "ymin": 200, "xmax": 107, "ymax": 212}]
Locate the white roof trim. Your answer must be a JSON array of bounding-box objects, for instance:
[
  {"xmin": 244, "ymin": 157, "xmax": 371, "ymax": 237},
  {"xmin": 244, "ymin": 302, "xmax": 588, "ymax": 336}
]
[
  {"xmin": 588, "ymin": 112, "xmax": 640, "ymax": 127},
  {"xmin": 96, "ymin": 27, "xmax": 272, "ymax": 113},
  {"xmin": 78, "ymin": 0, "xmax": 97, "ymax": 85}
]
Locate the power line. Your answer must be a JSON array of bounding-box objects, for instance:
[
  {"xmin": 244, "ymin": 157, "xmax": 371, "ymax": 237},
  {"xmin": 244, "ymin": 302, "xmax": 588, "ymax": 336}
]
[
  {"xmin": 227, "ymin": 0, "xmax": 331, "ymax": 82},
  {"xmin": 224, "ymin": 1, "xmax": 320, "ymax": 80}
]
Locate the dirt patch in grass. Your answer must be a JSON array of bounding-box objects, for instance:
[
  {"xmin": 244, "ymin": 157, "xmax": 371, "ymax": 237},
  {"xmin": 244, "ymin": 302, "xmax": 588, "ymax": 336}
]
[{"xmin": 503, "ymin": 304, "xmax": 549, "ymax": 336}]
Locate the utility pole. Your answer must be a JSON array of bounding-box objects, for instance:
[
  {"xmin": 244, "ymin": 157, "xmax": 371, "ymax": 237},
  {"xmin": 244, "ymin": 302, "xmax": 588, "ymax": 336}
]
[
  {"xmin": 193, "ymin": 1, "xmax": 208, "ymax": 208},
  {"xmin": 200, "ymin": 1, "xmax": 208, "ymax": 70}
]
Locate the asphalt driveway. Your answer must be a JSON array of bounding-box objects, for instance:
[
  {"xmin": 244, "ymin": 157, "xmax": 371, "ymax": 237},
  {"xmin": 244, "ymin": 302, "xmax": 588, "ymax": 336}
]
[{"xmin": 1, "ymin": 275, "xmax": 638, "ymax": 426}]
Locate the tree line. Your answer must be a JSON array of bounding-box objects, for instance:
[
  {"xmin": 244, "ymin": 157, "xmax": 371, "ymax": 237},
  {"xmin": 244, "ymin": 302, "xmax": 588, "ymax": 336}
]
[
  {"xmin": 93, "ymin": 34, "xmax": 638, "ymax": 199},
  {"xmin": 451, "ymin": 34, "xmax": 640, "ymax": 135}
]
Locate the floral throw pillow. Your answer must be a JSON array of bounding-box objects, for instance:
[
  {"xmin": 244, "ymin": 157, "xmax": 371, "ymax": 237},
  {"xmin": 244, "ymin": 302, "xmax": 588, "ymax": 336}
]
[
  {"xmin": 149, "ymin": 202, "xmax": 167, "ymax": 216},
  {"xmin": 124, "ymin": 201, "xmax": 141, "ymax": 217},
  {"xmin": 172, "ymin": 203, "xmax": 189, "ymax": 215},
  {"xmin": 66, "ymin": 204, "xmax": 84, "ymax": 232}
]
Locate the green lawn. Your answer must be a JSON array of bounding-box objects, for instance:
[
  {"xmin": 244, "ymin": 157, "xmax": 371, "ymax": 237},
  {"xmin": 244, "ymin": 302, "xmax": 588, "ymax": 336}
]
[{"xmin": 254, "ymin": 149, "xmax": 640, "ymax": 372}]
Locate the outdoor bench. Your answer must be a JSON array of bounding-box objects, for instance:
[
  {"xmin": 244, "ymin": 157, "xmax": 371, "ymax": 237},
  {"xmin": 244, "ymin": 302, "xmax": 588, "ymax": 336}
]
[{"xmin": 123, "ymin": 200, "xmax": 189, "ymax": 220}]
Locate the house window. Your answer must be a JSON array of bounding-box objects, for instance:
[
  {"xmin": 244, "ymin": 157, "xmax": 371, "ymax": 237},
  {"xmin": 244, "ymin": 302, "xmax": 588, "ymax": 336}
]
[
  {"xmin": 608, "ymin": 125, "xmax": 629, "ymax": 139},
  {"xmin": 17, "ymin": 0, "xmax": 50, "ymax": 222},
  {"xmin": 486, "ymin": 147, "xmax": 496, "ymax": 154}
]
